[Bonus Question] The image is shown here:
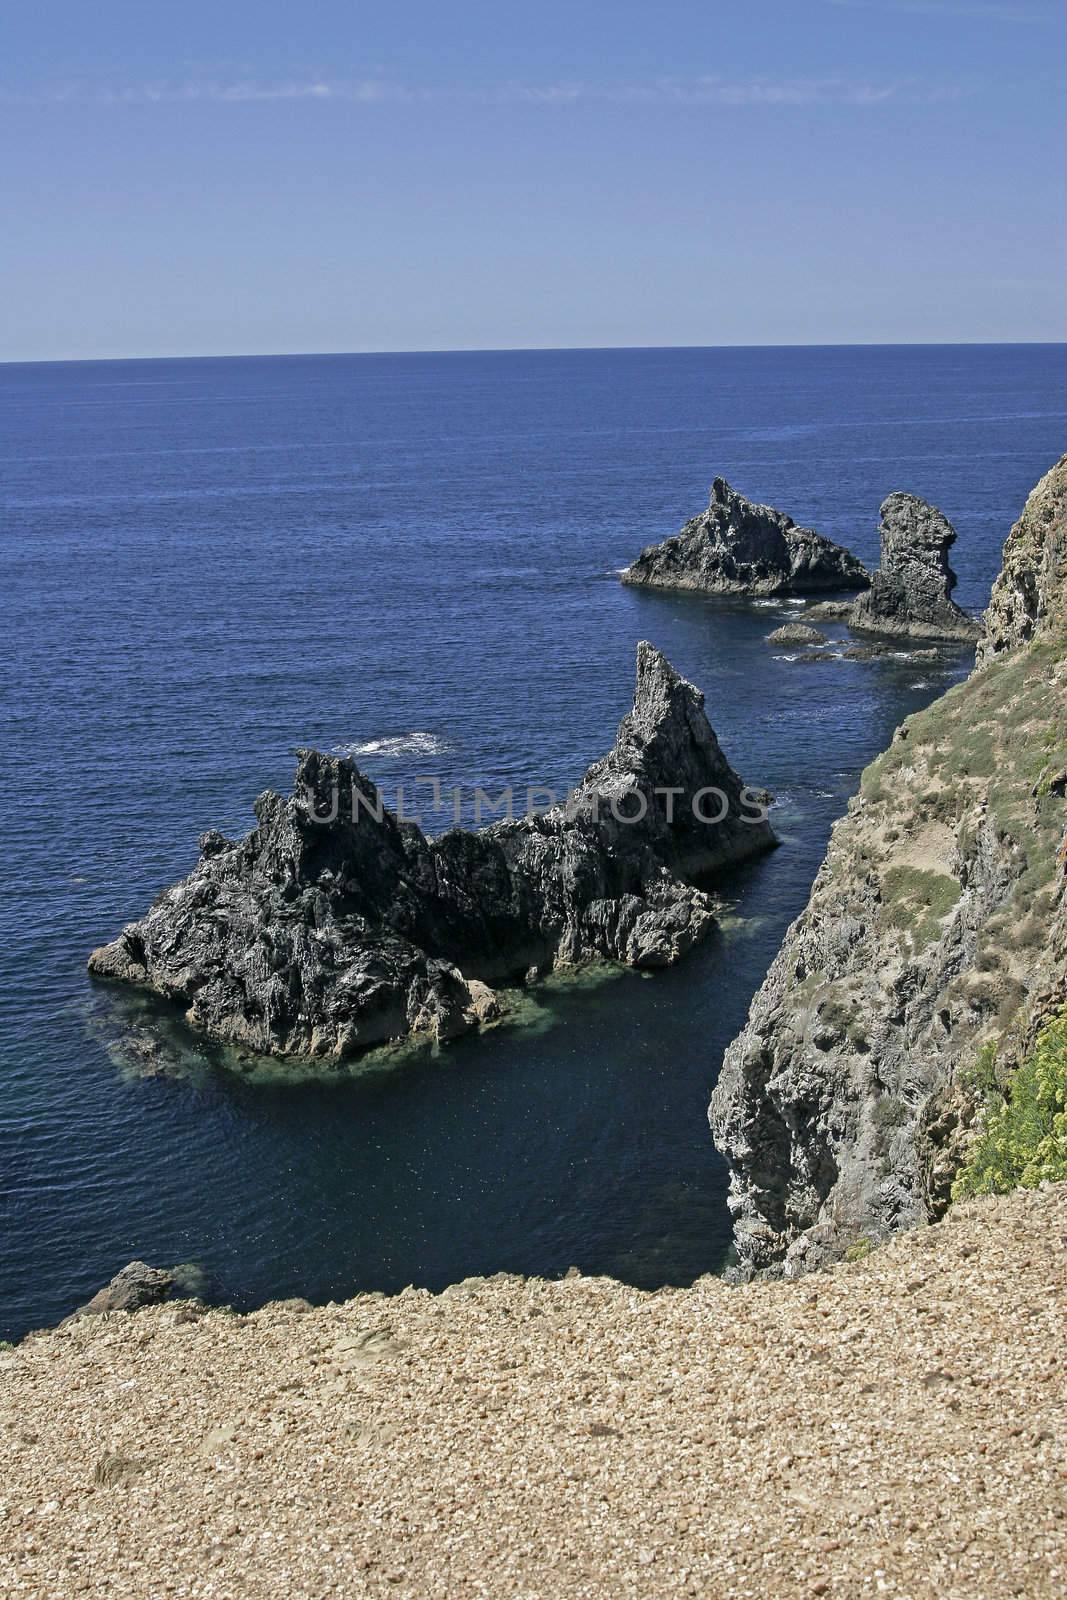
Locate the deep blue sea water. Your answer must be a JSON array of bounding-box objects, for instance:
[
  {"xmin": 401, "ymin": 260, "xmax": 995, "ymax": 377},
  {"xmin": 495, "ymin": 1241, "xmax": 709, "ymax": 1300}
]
[{"xmin": 2, "ymin": 344, "xmax": 1065, "ymax": 1340}]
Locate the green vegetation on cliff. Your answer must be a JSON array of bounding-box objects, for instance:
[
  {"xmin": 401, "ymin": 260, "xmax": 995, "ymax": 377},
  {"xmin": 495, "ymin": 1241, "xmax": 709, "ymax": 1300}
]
[
  {"xmin": 953, "ymin": 1011, "xmax": 1067, "ymax": 1197},
  {"xmin": 882, "ymin": 867, "xmax": 961, "ymax": 948}
]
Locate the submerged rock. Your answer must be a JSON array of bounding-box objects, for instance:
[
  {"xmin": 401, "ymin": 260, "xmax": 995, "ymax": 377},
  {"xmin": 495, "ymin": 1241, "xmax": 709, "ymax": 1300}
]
[
  {"xmin": 841, "ymin": 643, "xmax": 944, "ymax": 662},
  {"xmin": 767, "ymin": 623, "xmax": 828, "ymax": 647},
  {"xmin": 621, "ymin": 478, "xmax": 870, "ymax": 597},
  {"xmin": 711, "ymin": 454, "xmax": 1067, "ymax": 1278},
  {"xmin": 805, "ymin": 600, "xmax": 855, "ymax": 622},
  {"xmin": 850, "ymin": 492, "xmax": 981, "ymax": 642},
  {"xmin": 90, "ymin": 644, "xmax": 776, "ymax": 1061},
  {"xmin": 73, "ymin": 1262, "xmax": 176, "ymax": 1317}
]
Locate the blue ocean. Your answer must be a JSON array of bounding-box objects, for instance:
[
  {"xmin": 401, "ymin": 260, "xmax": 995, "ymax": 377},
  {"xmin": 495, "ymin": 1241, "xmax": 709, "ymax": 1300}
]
[{"xmin": 2, "ymin": 344, "xmax": 1065, "ymax": 1339}]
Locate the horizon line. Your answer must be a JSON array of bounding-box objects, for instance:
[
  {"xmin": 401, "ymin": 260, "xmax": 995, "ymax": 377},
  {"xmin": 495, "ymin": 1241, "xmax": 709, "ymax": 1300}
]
[{"xmin": 4, "ymin": 337, "xmax": 1067, "ymax": 368}]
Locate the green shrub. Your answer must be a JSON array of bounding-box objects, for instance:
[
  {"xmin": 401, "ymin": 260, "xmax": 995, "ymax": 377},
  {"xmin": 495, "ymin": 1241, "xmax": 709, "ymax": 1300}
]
[
  {"xmin": 952, "ymin": 1010, "xmax": 1067, "ymax": 1198},
  {"xmin": 883, "ymin": 866, "xmax": 960, "ymax": 917},
  {"xmin": 958, "ymin": 1039, "xmax": 1000, "ymax": 1103},
  {"xmin": 881, "ymin": 866, "xmax": 962, "ymax": 948},
  {"xmin": 817, "ymin": 994, "xmax": 852, "ymax": 1033}
]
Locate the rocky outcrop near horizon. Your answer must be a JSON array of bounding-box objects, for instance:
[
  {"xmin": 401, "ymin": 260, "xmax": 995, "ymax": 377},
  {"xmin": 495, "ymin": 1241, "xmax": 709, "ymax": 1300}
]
[
  {"xmin": 850, "ymin": 491, "xmax": 983, "ymax": 642},
  {"xmin": 711, "ymin": 454, "xmax": 1067, "ymax": 1277},
  {"xmin": 621, "ymin": 478, "xmax": 870, "ymax": 597},
  {"xmin": 89, "ymin": 643, "xmax": 776, "ymax": 1062}
]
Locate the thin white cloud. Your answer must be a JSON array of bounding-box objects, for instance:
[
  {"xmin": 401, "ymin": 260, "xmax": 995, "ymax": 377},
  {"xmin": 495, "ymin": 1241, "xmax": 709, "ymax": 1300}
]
[
  {"xmin": 501, "ymin": 77, "xmax": 903, "ymax": 106},
  {"xmin": 661, "ymin": 76, "xmax": 902, "ymax": 106},
  {"xmin": 0, "ymin": 78, "xmax": 409, "ymax": 107},
  {"xmin": 494, "ymin": 75, "xmax": 966, "ymax": 107},
  {"xmin": 100, "ymin": 79, "xmax": 407, "ymax": 105},
  {"xmin": 824, "ymin": 0, "xmax": 1047, "ymax": 18},
  {"xmin": 0, "ymin": 74, "xmax": 967, "ymax": 110}
]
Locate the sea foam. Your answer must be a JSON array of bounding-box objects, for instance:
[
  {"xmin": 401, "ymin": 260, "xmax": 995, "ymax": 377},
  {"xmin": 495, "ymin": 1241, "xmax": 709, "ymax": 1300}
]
[{"xmin": 334, "ymin": 732, "xmax": 453, "ymax": 759}]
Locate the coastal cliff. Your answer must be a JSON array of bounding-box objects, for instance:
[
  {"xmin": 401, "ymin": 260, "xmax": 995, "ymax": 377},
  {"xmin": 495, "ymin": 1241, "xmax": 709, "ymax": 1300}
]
[
  {"xmin": 711, "ymin": 454, "xmax": 1067, "ymax": 1276},
  {"xmin": 622, "ymin": 478, "xmax": 869, "ymax": 596},
  {"xmin": 90, "ymin": 644, "xmax": 775, "ymax": 1061}
]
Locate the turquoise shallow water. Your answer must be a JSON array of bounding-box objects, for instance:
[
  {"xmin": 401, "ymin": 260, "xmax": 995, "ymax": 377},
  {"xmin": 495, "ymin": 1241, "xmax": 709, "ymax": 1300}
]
[{"xmin": 2, "ymin": 343, "xmax": 1066, "ymax": 1339}]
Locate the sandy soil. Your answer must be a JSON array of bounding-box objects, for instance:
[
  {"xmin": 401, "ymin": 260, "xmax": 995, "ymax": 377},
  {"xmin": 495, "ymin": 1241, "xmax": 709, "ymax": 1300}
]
[{"xmin": 2, "ymin": 1185, "xmax": 1065, "ymax": 1599}]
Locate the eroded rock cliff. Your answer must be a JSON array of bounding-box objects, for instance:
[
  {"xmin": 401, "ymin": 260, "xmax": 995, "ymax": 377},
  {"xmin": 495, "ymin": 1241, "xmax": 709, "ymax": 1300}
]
[
  {"xmin": 622, "ymin": 478, "xmax": 869, "ymax": 597},
  {"xmin": 980, "ymin": 452, "xmax": 1067, "ymax": 664},
  {"xmin": 711, "ymin": 455, "xmax": 1067, "ymax": 1276},
  {"xmin": 90, "ymin": 644, "xmax": 775, "ymax": 1061}
]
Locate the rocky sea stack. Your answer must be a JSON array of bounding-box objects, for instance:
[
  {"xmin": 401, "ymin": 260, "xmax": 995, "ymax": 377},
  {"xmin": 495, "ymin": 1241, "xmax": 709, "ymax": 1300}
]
[
  {"xmin": 850, "ymin": 491, "xmax": 982, "ymax": 642},
  {"xmin": 711, "ymin": 453, "xmax": 1067, "ymax": 1277},
  {"xmin": 89, "ymin": 644, "xmax": 776, "ymax": 1061},
  {"xmin": 621, "ymin": 478, "xmax": 870, "ymax": 597}
]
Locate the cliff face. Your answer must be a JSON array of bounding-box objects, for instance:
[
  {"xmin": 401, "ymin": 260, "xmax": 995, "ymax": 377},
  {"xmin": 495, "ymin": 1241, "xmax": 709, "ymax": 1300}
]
[
  {"xmin": 622, "ymin": 478, "xmax": 869, "ymax": 597},
  {"xmin": 90, "ymin": 644, "xmax": 775, "ymax": 1061},
  {"xmin": 711, "ymin": 455, "xmax": 1067, "ymax": 1277},
  {"xmin": 980, "ymin": 452, "xmax": 1067, "ymax": 664}
]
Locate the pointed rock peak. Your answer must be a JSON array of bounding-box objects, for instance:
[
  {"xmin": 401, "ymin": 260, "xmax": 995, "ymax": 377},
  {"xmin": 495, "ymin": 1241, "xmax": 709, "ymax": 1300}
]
[
  {"xmin": 635, "ymin": 638, "xmax": 682, "ymax": 686},
  {"xmin": 294, "ymin": 746, "xmax": 349, "ymax": 810},
  {"xmin": 707, "ymin": 477, "xmax": 776, "ymax": 522},
  {"xmin": 632, "ymin": 641, "xmax": 703, "ymax": 728},
  {"xmin": 622, "ymin": 478, "xmax": 867, "ymax": 597},
  {"xmin": 295, "ymin": 745, "xmax": 345, "ymax": 789},
  {"xmin": 291, "ymin": 746, "xmax": 383, "ymax": 827}
]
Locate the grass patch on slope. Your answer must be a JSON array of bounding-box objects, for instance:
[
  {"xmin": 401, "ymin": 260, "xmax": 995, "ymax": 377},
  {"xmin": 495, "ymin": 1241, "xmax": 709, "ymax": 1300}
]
[
  {"xmin": 881, "ymin": 866, "xmax": 962, "ymax": 949},
  {"xmin": 953, "ymin": 1010, "xmax": 1067, "ymax": 1198}
]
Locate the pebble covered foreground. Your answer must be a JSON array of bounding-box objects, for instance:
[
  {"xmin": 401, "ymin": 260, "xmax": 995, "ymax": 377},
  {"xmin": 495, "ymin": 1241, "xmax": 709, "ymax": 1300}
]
[{"xmin": 2, "ymin": 1185, "xmax": 1065, "ymax": 1599}]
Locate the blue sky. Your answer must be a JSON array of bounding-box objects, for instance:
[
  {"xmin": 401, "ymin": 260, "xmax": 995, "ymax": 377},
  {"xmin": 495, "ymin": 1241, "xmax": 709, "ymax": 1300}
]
[{"xmin": 2, "ymin": 0, "xmax": 1065, "ymax": 358}]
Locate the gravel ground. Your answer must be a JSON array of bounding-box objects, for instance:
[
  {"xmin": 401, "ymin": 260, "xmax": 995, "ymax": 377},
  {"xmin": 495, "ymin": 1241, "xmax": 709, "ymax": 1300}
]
[{"xmin": 2, "ymin": 1185, "xmax": 1065, "ymax": 1600}]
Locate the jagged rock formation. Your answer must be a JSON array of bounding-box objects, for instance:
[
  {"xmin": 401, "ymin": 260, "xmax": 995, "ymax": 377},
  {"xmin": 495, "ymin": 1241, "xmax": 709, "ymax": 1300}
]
[
  {"xmin": 850, "ymin": 492, "xmax": 981, "ymax": 642},
  {"xmin": 621, "ymin": 478, "xmax": 869, "ymax": 597},
  {"xmin": 711, "ymin": 454, "xmax": 1067, "ymax": 1277},
  {"xmin": 90, "ymin": 644, "xmax": 776, "ymax": 1061},
  {"xmin": 979, "ymin": 452, "xmax": 1067, "ymax": 664}
]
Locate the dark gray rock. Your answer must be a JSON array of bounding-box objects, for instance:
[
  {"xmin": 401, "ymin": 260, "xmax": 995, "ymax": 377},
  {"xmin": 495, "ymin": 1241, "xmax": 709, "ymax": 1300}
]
[
  {"xmin": 621, "ymin": 479, "xmax": 870, "ymax": 598},
  {"xmin": 767, "ymin": 624, "xmax": 828, "ymax": 647},
  {"xmin": 89, "ymin": 644, "xmax": 776, "ymax": 1061},
  {"xmin": 804, "ymin": 600, "xmax": 855, "ymax": 622},
  {"xmin": 75, "ymin": 1261, "xmax": 175, "ymax": 1316},
  {"xmin": 850, "ymin": 493, "xmax": 982, "ymax": 642},
  {"xmin": 841, "ymin": 643, "xmax": 893, "ymax": 661}
]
